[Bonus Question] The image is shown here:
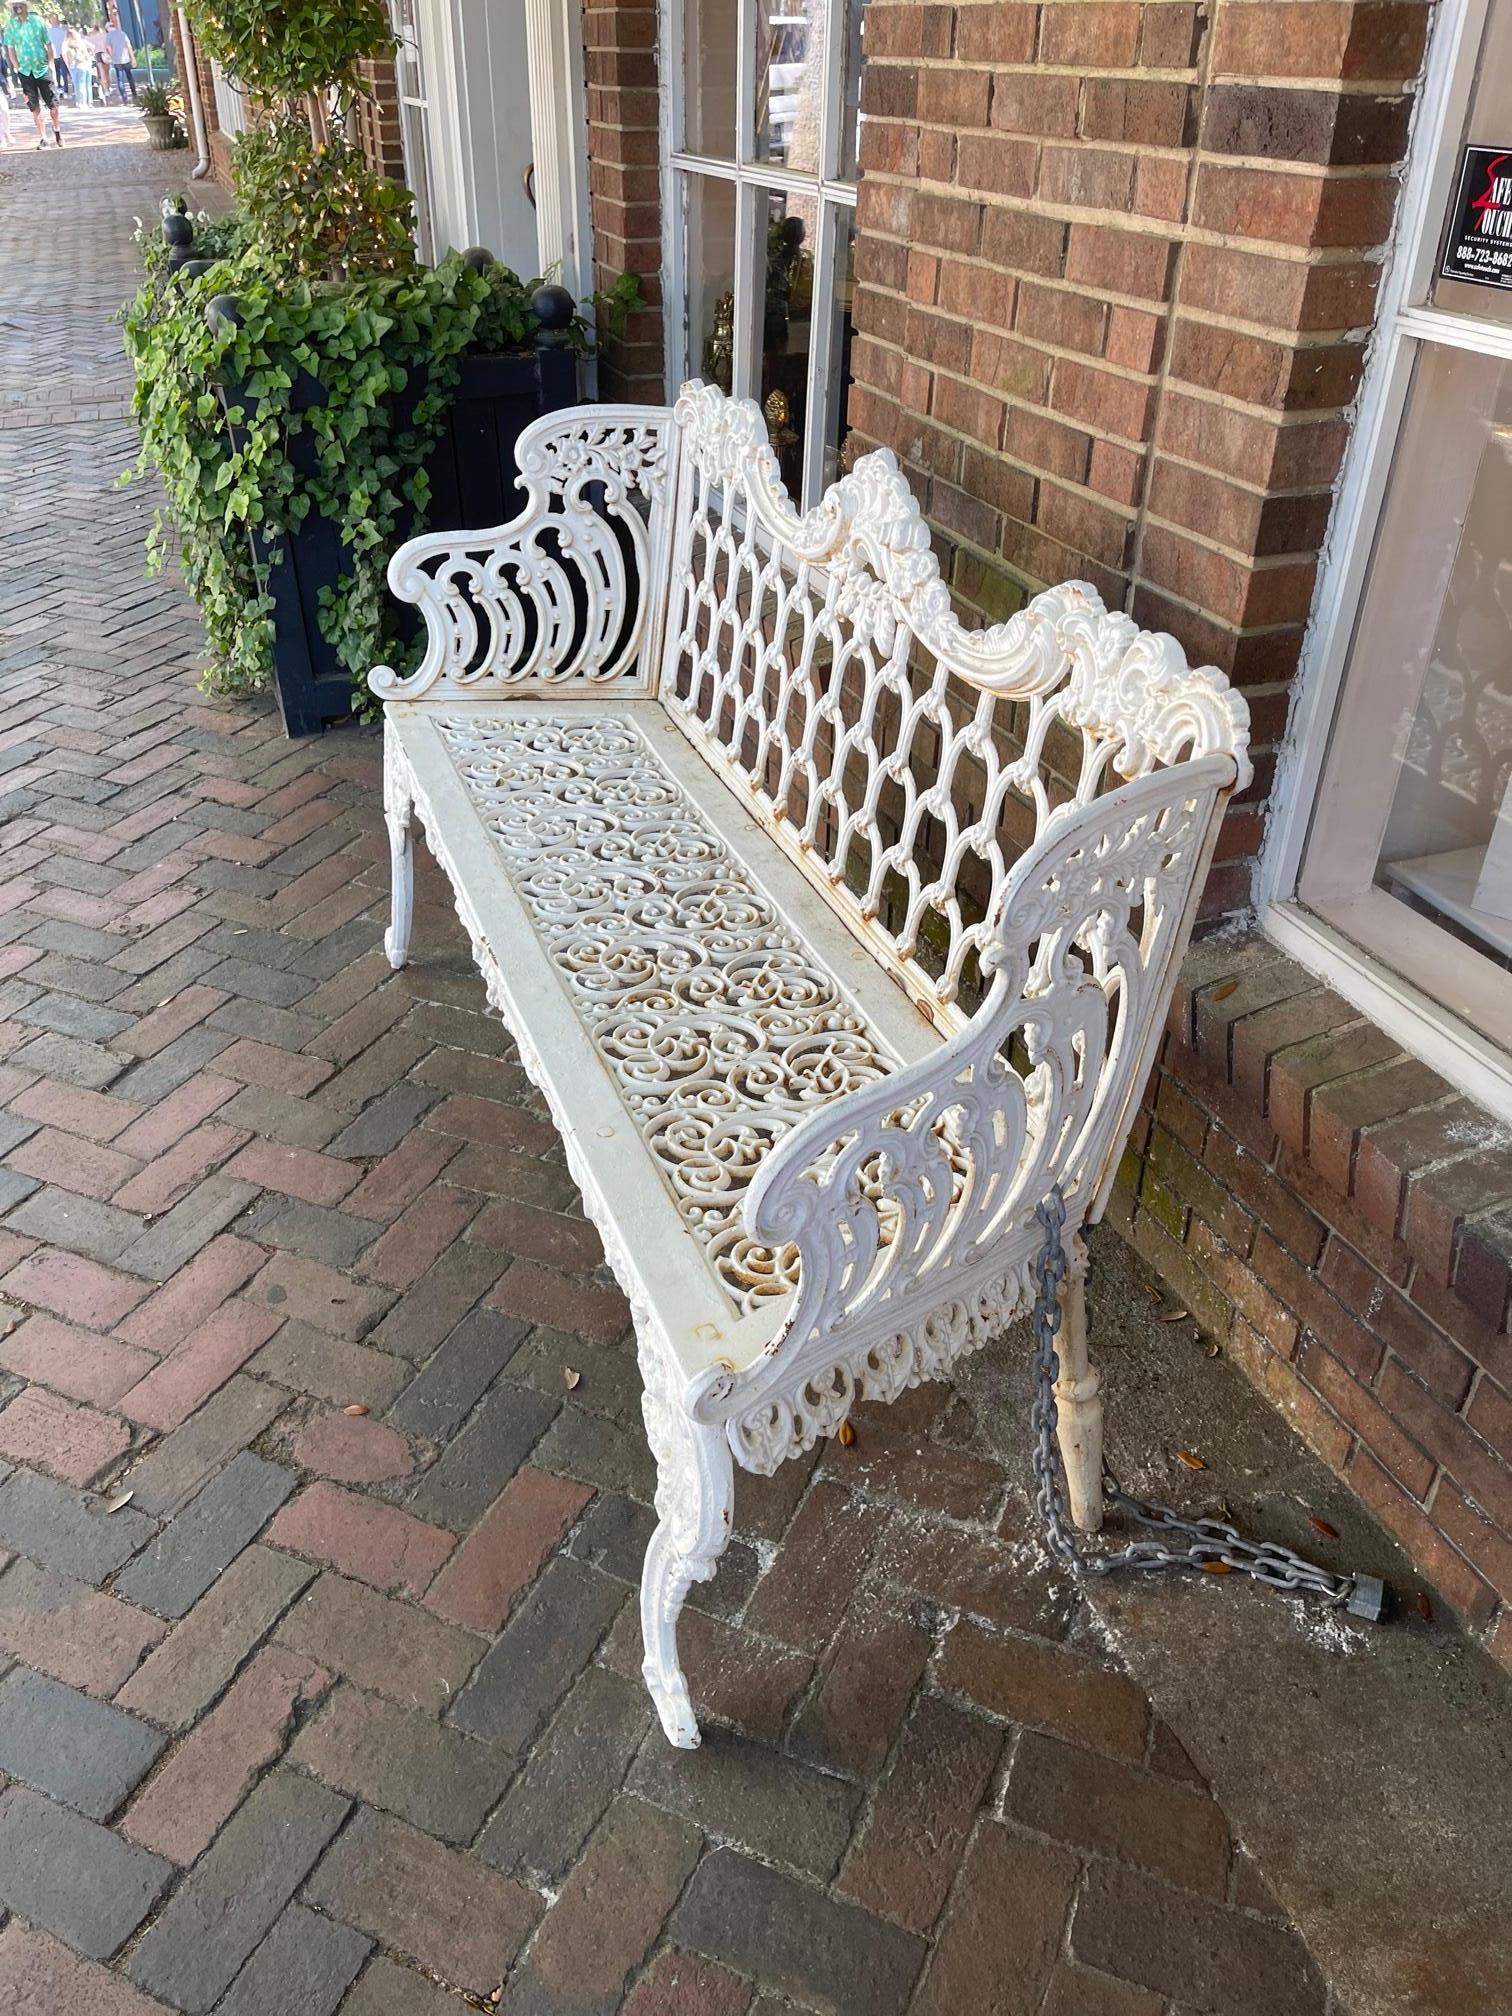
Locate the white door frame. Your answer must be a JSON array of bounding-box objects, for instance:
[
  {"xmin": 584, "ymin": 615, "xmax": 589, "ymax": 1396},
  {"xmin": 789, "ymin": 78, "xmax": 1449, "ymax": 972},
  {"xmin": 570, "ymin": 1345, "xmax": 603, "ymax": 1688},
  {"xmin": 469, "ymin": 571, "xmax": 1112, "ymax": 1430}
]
[
  {"xmin": 1257, "ymin": 0, "xmax": 1512, "ymax": 1124},
  {"xmin": 526, "ymin": 0, "xmax": 595, "ymax": 306}
]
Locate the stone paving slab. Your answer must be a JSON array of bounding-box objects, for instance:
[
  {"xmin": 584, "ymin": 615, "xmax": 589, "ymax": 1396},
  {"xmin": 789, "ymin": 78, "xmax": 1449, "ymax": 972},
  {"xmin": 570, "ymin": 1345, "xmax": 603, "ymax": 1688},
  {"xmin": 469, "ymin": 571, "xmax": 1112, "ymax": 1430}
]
[{"xmin": 0, "ymin": 105, "xmax": 1363, "ymax": 2016}]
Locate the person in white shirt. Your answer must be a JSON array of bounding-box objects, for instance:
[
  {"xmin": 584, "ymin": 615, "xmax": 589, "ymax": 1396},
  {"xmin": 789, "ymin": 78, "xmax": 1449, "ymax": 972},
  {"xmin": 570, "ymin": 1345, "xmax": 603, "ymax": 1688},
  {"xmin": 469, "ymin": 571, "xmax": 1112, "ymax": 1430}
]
[
  {"xmin": 104, "ymin": 20, "xmax": 133, "ymax": 100},
  {"xmin": 46, "ymin": 14, "xmax": 67, "ymax": 94}
]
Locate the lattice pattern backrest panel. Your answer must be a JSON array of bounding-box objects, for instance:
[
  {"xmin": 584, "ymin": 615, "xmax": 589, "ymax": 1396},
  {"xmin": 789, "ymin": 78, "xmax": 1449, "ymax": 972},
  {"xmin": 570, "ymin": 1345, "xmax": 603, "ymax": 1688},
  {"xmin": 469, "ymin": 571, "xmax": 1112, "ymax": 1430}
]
[{"xmin": 659, "ymin": 384, "xmax": 1251, "ymax": 1026}]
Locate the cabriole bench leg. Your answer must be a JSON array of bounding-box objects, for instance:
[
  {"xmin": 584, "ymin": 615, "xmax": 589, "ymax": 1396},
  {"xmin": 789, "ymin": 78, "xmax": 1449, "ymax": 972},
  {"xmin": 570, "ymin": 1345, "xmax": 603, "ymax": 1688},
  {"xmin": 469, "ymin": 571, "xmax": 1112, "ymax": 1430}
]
[
  {"xmin": 383, "ymin": 738, "xmax": 415, "ymax": 972},
  {"xmin": 640, "ymin": 1372, "xmax": 734, "ymax": 1748},
  {"xmin": 1055, "ymin": 1233, "xmax": 1105, "ymax": 1532}
]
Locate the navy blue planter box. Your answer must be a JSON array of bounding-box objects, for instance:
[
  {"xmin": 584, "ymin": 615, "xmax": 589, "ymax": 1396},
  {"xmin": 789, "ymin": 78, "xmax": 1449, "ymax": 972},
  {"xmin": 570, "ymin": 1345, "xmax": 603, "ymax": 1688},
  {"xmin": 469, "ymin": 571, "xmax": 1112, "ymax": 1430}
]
[{"xmin": 252, "ymin": 340, "xmax": 578, "ymax": 738}]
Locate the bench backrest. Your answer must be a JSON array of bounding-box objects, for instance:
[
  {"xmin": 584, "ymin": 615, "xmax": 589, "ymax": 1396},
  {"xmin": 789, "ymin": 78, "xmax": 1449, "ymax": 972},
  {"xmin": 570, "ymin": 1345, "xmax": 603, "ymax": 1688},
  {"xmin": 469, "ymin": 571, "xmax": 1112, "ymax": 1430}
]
[
  {"xmin": 655, "ymin": 385, "xmax": 1251, "ymax": 1035},
  {"xmin": 377, "ymin": 383, "xmax": 1250, "ymax": 1225}
]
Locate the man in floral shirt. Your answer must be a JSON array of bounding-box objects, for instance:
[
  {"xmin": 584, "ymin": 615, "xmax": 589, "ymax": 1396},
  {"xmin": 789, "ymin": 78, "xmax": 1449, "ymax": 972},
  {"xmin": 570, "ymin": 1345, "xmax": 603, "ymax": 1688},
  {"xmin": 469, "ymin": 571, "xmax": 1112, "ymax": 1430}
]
[{"xmin": 3, "ymin": 2, "xmax": 62, "ymax": 147}]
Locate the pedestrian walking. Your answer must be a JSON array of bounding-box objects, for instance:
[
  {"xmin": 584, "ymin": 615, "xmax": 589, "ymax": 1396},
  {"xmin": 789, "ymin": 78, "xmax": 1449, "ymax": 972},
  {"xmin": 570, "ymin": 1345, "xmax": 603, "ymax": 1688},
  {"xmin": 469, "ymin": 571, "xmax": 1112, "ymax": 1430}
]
[
  {"xmin": 2, "ymin": 2, "xmax": 61, "ymax": 146},
  {"xmin": 65, "ymin": 23, "xmax": 90, "ymax": 104},
  {"xmin": 104, "ymin": 18, "xmax": 133, "ymax": 100},
  {"xmin": 87, "ymin": 22, "xmax": 108, "ymax": 98},
  {"xmin": 46, "ymin": 12, "xmax": 67, "ymax": 95}
]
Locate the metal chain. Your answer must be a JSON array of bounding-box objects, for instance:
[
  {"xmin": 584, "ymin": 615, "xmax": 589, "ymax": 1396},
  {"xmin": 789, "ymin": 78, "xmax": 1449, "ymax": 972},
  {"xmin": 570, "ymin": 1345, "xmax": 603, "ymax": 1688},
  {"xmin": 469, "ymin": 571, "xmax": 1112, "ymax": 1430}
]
[{"xmin": 1030, "ymin": 1190, "xmax": 1388, "ymax": 1623}]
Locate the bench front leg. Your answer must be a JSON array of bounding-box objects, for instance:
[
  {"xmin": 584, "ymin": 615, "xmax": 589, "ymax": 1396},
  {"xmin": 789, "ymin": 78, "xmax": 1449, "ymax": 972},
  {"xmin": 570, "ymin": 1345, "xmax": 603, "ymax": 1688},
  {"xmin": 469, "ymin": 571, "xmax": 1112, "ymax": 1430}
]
[
  {"xmin": 1054, "ymin": 1231, "xmax": 1104, "ymax": 1532},
  {"xmin": 639, "ymin": 1346, "xmax": 734, "ymax": 1748},
  {"xmin": 382, "ymin": 729, "xmax": 415, "ymax": 972}
]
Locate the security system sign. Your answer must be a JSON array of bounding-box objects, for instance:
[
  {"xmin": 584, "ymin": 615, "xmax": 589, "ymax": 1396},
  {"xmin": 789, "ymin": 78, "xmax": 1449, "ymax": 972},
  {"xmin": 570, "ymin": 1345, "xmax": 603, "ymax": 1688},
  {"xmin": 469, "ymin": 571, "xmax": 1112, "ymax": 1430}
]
[{"xmin": 1441, "ymin": 145, "xmax": 1512, "ymax": 290}]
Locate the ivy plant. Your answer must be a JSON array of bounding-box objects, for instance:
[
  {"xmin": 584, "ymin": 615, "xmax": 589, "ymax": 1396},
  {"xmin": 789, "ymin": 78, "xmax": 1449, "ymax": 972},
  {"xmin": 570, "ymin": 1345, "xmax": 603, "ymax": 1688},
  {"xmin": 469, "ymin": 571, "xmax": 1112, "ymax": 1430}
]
[{"xmin": 122, "ymin": 235, "xmax": 569, "ymax": 707}]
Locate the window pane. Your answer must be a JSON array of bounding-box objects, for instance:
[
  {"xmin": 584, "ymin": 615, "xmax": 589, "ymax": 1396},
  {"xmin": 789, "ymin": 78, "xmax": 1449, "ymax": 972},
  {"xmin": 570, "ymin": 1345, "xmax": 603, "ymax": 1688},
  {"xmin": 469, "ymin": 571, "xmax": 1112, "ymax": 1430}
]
[
  {"xmin": 821, "ymin": 206, "xmax": 858, "ymax": 489},
  {"xmin": 683, "ymin": 173, "xmax": 739, "ymax": 389},
  {"xmin": 682, "ymin": 0, "xmax": 738, "ymax": 157},
  {"xmin": 754, "ymin": 0, "xmax": 825, "ymax": 173},
  {"xmin": 1431, "ymin": 0, "xmax": 1512, "ymax": 324},
  {"xmin": 1300, "ymin": 343, "xmax": 1512, "ymax": 1035},
  {"xmin": 755, "ymin": 188, "xmax": 820, "ymax": 496},
  {"xmin": 837, "ymin": 0, "xmax": 868, "ymax": 179},
  {"xmin": 1374, "ymin": 357, "xmax": 1512, "ymax": 967}
]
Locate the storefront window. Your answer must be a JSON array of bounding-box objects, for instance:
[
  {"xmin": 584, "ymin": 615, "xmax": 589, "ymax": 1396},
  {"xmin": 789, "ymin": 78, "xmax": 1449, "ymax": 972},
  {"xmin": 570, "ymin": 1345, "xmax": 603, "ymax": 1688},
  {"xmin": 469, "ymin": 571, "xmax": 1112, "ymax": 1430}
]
[
  {"xmin": 666, "ymin": 0, "xmax": 864, "ymax": 508},
  {"xmin": 1298, "ymin": 346, "xmax": 1512, "ymax": 1044},
  {"xmin": 1280, "ymin": 0, "xmax": 1512, "ymax": 1100},
  {"xmin": 1431, "ymin": 0, "xmax": 1512, "ymax": 323}
]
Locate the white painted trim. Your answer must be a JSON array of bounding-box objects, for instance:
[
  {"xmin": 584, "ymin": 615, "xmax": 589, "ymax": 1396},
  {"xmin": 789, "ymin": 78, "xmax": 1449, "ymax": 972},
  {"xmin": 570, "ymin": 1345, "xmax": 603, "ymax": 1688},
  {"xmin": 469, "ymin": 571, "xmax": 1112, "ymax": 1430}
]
[
  {"xmin": 526, "ymin": 0, "xmax": 594, "ymax": 303},
  {"xmin": 1263, "ymin": 900, "xmax": 1512, "ymax": 1126},
  {"xmin": 659, "ymin": 0, "xmax": 683, "ymax": 394},
  {"xmin": 1395, "ymin": 302, "xmax": 1512, "ymax": 359},
  {"xmin": 416, "ymin": 0, "xmax": 470, "ymax": 256},
  {"xmin": 801, "ymin": 195, "xmax": 838, "ymax": 505}
]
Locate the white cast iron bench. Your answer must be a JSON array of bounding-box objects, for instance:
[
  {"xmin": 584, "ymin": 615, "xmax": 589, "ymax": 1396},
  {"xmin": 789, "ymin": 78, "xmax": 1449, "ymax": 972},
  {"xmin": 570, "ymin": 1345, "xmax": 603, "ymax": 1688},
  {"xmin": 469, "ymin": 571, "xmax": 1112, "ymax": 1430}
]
[{"xmin": 371, "ymin": 383, "xmax": 1251, "ymax": 1747}]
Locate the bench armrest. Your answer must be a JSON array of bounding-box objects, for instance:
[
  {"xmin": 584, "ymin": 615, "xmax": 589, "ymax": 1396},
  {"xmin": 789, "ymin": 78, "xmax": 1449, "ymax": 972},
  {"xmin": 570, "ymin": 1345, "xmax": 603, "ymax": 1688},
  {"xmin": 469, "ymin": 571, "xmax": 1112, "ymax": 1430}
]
[
  {"xmin": 706, "ymin": 755, "xmax": 1237, "ymax": 1471},
  {"xmin": 370, "ymin": 405, "xmax": 675, "ymax": 701}
]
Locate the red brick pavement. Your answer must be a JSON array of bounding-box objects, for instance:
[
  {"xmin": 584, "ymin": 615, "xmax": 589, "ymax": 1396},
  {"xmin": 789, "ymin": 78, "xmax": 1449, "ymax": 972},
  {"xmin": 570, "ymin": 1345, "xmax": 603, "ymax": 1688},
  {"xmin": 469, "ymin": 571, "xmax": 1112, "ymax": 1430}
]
[{"xmin": 0, "ymin": 121, "xmax": 1345, "ymax": 2014}]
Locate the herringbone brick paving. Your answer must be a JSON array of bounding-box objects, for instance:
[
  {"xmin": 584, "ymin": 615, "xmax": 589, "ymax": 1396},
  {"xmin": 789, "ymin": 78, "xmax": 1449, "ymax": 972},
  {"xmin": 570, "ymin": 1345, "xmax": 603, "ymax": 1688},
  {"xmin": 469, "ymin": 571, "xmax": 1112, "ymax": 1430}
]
[{"xmin": 0, "ymin": 113, "xmax": 1346, "ymax": 2015}]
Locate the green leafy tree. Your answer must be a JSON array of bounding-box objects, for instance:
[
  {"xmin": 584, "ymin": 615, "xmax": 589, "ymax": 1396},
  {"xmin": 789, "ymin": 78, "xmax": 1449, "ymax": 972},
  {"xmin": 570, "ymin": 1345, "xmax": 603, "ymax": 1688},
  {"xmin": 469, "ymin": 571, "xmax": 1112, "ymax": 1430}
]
[{"xmin": 184, "ymin": 0, "xmax": 391, "ymax": 109}]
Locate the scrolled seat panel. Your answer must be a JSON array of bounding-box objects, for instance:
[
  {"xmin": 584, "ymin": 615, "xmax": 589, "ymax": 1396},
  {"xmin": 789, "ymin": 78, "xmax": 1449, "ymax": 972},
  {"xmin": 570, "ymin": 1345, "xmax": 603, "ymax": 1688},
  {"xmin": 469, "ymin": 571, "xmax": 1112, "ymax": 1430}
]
[{"xmin": 429, "ymin": 704, "xmax": 938, "ymax": 1323}]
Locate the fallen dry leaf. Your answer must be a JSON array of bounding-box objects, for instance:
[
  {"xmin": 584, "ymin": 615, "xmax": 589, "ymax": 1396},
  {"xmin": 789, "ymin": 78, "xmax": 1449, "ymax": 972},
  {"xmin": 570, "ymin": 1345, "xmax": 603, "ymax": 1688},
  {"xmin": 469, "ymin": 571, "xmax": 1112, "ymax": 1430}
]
[
  {"xmin": 836, "ymin": 1419, "xmax": 857, "ymax": 1448},
  {"xmin": 1175, "ymin": 1449, "xmax": 1206, "ymax": 1471},
  {"xmin": 1308, "ymin": 1516, "xmax": 1339, "ymax": 1540},
  {"xmin": 1200, "ymin": 1559, "xmax": 1234, "ymax": 1575},
  {"xmin": 1157, "ymin": 1309, "xmax": 1189, "ymax": 1324},
  {"xmin": 106, "ymin": 1490, "xmax": 134, "ymax": 1514},
  {"xmin": 1211, "ymin": 979, "xmax": 1239, "ymax": 1001},
  {"xmin": 564, "ymin": 1368, "xmax": 582, "ymax": 1390},
  {"xmin": 343, "ymin": 1404, "xmax": 370, "ymax": 1417},
  {"xmin": 1415, "ymin": 1591, "xmax": 1434, "ymax": 1622}
]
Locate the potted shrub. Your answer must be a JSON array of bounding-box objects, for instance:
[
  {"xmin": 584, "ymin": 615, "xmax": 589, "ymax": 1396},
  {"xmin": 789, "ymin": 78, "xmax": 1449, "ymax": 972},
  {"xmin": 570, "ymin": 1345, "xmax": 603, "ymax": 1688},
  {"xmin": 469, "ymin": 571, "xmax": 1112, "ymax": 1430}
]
[
  {"xmin": 137, "ymin": 83, "xmax": 185, "ymax": 150},
  {"xmin": 122, "ymin": 0, "xmax": 637, "ymax": 736},
  {"xmin": 123, "ymin": 183, "xmax": 628, "ymax": 736}
]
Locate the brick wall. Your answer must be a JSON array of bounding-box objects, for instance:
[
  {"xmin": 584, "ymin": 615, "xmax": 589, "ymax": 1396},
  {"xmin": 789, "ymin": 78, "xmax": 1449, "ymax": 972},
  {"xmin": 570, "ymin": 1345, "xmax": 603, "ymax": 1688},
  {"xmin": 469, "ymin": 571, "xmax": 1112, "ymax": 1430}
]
[
  {"xmin": 353, "ymin": 58, "xmax": 408, "ymax": 185},
  {"xmin": 582, "ymin": 0, "xmax": 664, "ymax": 397},
  {"xmin": 1113, "ymin": 935, "xmax": 1512, "ymax": 1668},
  {"xmin": 847, "ymin": 0, "xmax": 1429, "ymax": 922}
]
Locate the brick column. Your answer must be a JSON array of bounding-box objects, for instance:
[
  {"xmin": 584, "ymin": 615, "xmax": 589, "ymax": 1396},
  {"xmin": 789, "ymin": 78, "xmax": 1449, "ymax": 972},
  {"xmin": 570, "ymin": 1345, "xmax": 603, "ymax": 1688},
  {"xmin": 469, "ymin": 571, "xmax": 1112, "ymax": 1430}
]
[
  {"xmin": 353, "ymin": 57, "xmax": 408, "ymax": 184},
  {"xmin": 582, "ymin": 0, "xmax": 664, "ymax": 398},
  {"xmin": 1133, "ymin": 0, "xmax": 1427, "ymax": 914},
  {"xmin": 846, "ymin": 0, "xmax": 1429, "ymax": 919}
]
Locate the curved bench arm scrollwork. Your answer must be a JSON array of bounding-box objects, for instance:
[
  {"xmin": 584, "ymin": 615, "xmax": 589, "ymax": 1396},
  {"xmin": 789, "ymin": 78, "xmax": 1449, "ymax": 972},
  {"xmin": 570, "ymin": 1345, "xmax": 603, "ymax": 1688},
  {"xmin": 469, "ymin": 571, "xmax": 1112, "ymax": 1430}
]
[
  {"xmin": 706, "ymin": 755, "xmax": 1238, "ymax": 1473},
  {"xmin": 370, "ymin": 405, "xmax": 676, "ymax": 701}
]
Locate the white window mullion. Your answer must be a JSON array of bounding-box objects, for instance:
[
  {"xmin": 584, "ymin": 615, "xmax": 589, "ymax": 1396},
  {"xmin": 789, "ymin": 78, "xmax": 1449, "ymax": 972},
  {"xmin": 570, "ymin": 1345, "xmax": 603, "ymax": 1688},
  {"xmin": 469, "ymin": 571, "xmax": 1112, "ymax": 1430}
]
[
  {"xmin": 737, "ymin": 0, "xmax": 757, "ymax": 167},
  {"xmin": 818, "ymin": 0, "xmax": 848, "ymax": 183},
  {"xmin": 733, "ymin": 179, "xmax": 763, "ymax": 399},
  {"xmin": 801, "ymin": 199, "xmax": 838, "ymax": 505}
]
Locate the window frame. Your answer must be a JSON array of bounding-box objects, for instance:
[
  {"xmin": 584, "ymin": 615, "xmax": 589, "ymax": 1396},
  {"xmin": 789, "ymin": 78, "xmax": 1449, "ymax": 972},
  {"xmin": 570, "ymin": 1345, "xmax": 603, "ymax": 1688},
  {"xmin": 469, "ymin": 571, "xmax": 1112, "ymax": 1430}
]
[
  {"xmin": 659, "ymin": 0, "xmax": 860, "ymax": 509},
  {"xmin": 1259, "ymin": 0, "xmax": 1512, "ymax": 1124}
]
